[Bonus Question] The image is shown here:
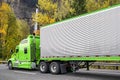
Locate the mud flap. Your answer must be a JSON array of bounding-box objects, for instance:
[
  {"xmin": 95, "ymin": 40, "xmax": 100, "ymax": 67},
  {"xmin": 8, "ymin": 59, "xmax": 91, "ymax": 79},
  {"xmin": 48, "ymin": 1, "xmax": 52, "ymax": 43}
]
[{"xmin": 60, "ymin": 64, "xmax": 67, "ymax": 74}]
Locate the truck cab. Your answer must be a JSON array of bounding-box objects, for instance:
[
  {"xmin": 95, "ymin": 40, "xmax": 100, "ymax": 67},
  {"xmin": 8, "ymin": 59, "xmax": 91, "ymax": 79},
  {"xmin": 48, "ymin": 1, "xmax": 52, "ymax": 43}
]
[{"xmin": 8, "ymin": 35, "xmax": 40, "ymax": 69}]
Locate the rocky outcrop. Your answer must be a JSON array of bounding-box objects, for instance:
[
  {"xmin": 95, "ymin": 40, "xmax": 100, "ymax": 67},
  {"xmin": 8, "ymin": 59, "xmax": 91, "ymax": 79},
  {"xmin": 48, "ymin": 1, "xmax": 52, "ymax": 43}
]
[
  {"xmin": 2, "ymin": 0, "xmax": 37, "ymax": 19},
  {"xmin": 1, "ymin": 0, "xmax": 38, "ymax": 33}
]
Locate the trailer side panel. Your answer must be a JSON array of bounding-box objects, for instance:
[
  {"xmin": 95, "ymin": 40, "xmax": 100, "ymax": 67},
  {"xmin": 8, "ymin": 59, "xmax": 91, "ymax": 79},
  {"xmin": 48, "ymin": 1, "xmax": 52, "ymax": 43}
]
[{"xmin": 41, "ymin": 6, "xmax": 120, "ymax": 59}]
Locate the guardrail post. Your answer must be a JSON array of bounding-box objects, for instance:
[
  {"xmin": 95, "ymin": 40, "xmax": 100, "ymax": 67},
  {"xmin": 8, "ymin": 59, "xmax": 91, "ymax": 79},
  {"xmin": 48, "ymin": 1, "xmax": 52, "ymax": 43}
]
[
  {"xmin": 86, "ymin": 61, "xmax": 89, "ymax": 71},
  {"xmin": 98, "ymin": 65, "xmax": 100, "ymax": 69},
  {"xmin": 116, "ymin": 66, "xmax": 118, "ymax": 70}
]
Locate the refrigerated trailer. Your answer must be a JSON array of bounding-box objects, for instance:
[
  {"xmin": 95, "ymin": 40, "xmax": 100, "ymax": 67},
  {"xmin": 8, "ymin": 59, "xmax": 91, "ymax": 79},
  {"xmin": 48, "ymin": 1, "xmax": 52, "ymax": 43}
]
[{"xmin": 8, "ymin": 5, "xmax": 120, "ymax": 74}]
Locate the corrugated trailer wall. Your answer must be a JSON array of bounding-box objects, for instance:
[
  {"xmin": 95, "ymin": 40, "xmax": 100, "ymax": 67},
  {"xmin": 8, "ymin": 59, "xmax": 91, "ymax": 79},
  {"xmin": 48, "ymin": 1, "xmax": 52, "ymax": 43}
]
[{"xmin": 41, "ymin": 6, "xmax": 120, "ymax": 58}]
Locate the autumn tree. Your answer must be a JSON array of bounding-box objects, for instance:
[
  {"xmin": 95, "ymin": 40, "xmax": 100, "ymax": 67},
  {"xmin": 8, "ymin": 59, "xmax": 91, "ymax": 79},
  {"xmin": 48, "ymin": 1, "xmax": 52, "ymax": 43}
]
[
  {"xmin": 33, "ymin": 0, "xmax": 75, "ymax": 26},
  {"xmin": 85, "ymin": 0, "xmax": 109, "ymax": 12},
  {"xmin": 85, "ymin": 0, "xmax": 120, "ymax": 12},
  {"xmin": 109, "ymin": 0, "xmax": 120, "ymax": 5},
  {"xmin": 0, "ymin": 2, "xmax": 11, "ymax": 59},
  {"xmin": 0, "ymin": 2, "xmax": 30, "ymax": 59},
  {"xmin": 54, "ymin": 0, "xmax": 75, "ymax": 21}
]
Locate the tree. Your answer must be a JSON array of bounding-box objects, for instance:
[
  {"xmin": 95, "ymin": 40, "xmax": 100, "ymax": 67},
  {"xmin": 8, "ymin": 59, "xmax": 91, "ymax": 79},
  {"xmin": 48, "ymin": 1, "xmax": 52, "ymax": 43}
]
[
  {"xmin": 0, "ymin": 2, "xmax": 12, "ymax": 59},
  {"xmin": 109, "ymin": 0, "xmax": 120, "ymax": 5},
  {"xmin": 54, "ymin": 0, "xmax": 75, "ymax": 21},
  {"xmin": 17, "ymin": 19, "xmax": 30, "ymax": 39},
  {"xmin": 85, "ymin": 0, "xmax": 109, "ymax": 12},
  {"xmin": 72, "ymin": 0, "xmax": 87, "ymax": 16},
  {"xmin": 33, "ymin": 0, "xmax": 75, "ymax": 26},
  {"xmin": 0, "ymin": 2, "xmax": 30, "ymax": 59},
  {"xmin": 85, "ymin": 0, "xmax": 120, "ymax": 12}
]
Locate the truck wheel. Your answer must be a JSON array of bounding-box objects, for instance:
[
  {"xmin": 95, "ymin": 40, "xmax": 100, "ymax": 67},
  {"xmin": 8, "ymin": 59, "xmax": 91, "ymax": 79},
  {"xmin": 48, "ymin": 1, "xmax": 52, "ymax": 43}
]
[
  {"xmin": 39, "ymin": 61, "xmax": 49, "ymax": 73},
  {"xmin": 8, "ymin": 62, "xmax": 13, "ymax": 70},
  {"xmin": 50, "ymin": 62, "xmax": 60, "ymax": 74}
]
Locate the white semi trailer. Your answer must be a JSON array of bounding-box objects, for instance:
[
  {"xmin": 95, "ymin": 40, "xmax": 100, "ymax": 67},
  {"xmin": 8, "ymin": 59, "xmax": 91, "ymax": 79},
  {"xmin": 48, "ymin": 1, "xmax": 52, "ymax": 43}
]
[{"xmin": 41, "ymin": 5, "xmax": 120, "ymax": 58}]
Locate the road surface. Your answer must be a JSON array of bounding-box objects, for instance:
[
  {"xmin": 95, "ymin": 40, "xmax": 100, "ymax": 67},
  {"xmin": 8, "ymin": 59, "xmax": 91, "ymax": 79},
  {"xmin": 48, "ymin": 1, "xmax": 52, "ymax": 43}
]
[{"xmin": 0, "ymin": 64, "xmax": 120, "ymax": 80}]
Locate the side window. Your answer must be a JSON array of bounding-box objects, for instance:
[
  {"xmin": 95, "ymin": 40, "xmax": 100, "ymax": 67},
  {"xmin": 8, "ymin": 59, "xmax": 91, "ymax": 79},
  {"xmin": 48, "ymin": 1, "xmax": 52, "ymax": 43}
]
[
  {"xmin": 16, "ymin": 49, "xmax": 19, "ymax": 53},
  {"xmin": 24, "ymin": 47, "xmax": 27, "ymax": 54}
]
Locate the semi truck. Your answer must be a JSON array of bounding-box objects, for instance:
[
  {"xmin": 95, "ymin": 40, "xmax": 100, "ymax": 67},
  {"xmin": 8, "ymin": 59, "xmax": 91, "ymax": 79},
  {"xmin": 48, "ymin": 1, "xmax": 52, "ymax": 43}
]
[{"xmin": 8, "ymin": 5, "xmax": 120, "ymax": 74}]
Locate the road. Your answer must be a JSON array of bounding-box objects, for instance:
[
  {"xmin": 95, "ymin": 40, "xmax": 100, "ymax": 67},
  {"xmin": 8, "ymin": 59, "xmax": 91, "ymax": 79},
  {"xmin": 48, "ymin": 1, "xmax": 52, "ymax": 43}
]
[{"xmin": 0, "ymin": 64, "xmax": 120, "ymax": 80}]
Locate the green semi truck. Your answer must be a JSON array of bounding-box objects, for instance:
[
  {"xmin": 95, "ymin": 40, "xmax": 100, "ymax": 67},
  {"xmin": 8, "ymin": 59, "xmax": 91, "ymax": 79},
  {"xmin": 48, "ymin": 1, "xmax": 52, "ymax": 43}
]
[{"xmin": 8, "ymin": 5, "xmax": 120, "ymax": 74}]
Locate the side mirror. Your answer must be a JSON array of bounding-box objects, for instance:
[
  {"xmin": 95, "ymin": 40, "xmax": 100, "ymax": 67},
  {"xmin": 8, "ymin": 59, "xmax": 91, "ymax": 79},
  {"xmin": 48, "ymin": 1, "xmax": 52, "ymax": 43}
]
[{"xmin": 10, "ymin": 50, "xmax": 13, "ymax": 54}]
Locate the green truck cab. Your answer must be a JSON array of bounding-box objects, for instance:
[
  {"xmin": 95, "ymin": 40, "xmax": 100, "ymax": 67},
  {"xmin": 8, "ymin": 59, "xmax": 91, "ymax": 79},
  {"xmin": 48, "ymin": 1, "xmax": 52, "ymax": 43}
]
[{"xmin": 8, "ymin": 35, "xmax": 40, "ymax": 70}]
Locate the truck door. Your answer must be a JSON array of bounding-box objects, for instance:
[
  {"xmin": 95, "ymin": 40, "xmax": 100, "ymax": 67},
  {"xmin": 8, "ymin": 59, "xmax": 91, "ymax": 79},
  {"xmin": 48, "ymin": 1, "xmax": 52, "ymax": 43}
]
[
  {"xmin": 18, "ymin": 39, "xmax": 29, "ymax": 66},
  {"xmin": 13, "ymin": 47, "xmax": 19, "ymax": 67}
]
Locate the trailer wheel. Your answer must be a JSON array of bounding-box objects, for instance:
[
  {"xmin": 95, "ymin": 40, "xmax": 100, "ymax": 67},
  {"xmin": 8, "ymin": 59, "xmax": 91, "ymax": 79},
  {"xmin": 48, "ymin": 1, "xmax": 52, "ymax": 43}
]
[
  {"xmin": 8, "ymin": 62, "xmax": 13, "ymax": 70},
  {"xmin": 50, "ymin": 62, "xmax": 60, "ymax": 74},
  {"xmin": 39, "ymin": 61, "xmax": 49, "ymax": 73}
]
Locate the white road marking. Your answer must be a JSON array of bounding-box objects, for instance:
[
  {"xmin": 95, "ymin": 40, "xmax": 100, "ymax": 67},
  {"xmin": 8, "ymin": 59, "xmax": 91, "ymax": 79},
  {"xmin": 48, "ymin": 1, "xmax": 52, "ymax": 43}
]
[{"xmin": 14, "ymin": 71, "xmax": 36, "ymax": 75}]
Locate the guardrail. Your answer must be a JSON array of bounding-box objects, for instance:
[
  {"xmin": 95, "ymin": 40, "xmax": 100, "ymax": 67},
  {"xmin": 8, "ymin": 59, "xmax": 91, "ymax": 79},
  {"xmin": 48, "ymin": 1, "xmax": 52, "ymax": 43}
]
[
  {"xmin": 0, "ymin": 61, "xmax": 7, "ymax": 64},
  {"xmin": 92, "ymin": 62, "xmax": 120, "ymax": 70}
]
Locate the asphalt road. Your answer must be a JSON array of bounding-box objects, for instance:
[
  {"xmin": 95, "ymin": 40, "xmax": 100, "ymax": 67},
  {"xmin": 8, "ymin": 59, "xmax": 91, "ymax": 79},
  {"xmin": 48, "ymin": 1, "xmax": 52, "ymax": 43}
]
[{"xmin": 0, "ymin": 64, "xmax": 120, "ymax": 80}]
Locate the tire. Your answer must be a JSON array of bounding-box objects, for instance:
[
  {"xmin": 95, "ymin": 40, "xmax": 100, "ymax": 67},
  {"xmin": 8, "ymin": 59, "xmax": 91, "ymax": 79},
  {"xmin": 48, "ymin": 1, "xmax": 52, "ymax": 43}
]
[
  {"xmin": 8, "ymin": 62, "xmax": 13, "ymax": 70},
  {"xmin": 49, "ymin": 62, "xmax": 61, "ymax": 74},
  {"xmin": 39, "ymin": 61, "xmax": 49, "ymax": 73}
]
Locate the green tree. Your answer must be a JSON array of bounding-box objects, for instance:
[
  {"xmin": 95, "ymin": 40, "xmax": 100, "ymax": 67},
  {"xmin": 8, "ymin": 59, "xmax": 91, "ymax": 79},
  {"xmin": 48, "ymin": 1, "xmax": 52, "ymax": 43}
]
[{"xmin": 72, "ymin": 0, "xmax": 87, "ymax": 16}]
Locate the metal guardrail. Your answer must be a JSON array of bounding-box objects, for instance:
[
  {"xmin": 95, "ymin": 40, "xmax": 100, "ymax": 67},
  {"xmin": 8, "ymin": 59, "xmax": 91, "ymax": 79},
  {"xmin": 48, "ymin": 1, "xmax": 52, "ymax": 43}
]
[
  {"xmin": 0, "ymin": 61, "xmax": 7, "ymax": 64},
  {"xmin": 92, "ymin": 62, "xmax": 120, "ymax": 70},
  {"xmin": 93, "ymin": 62, "xmax": 120, "ymax": 66}
]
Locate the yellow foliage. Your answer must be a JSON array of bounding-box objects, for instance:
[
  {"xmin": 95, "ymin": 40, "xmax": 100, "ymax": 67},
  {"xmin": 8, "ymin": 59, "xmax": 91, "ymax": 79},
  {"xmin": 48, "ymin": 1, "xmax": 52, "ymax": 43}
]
[
  {"xmin": 50, "ymin": 18, "xmax": 55, "ymax": 24},
  {"xmin": 33, "ymin": 12, "xmax": 55, "ymax": 26},
  {"xmin": 0, "ymin": 29, "xmax": 6, "ymax": 35},
  {"xmin": 54, "ymin": 0, "xmax": 75, "ymax": 21},
  {"xmin": 0, "ymin": 2, "xmax": 11, "ymax": 12},
  {"xmin": 85, "ymin": 0, "xmax": 110, "ymax": 12},
  {"xmin": 38, "ymin": 0, "xmax": 57, "ymax": 12},
  {"xmin": 0, "ymin": 2, "xmax": 30, "ymax": 59},
  {"xmin": 0, "ymin": 2, "xmax": 12, "ymax": 30},
  {"xmin": 85, "ymin": 0, "xmax": 120, "ymax": 12},
  {"xmin": 33, "ymin": 0, "xmax": 75, "ymax": 27}
]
